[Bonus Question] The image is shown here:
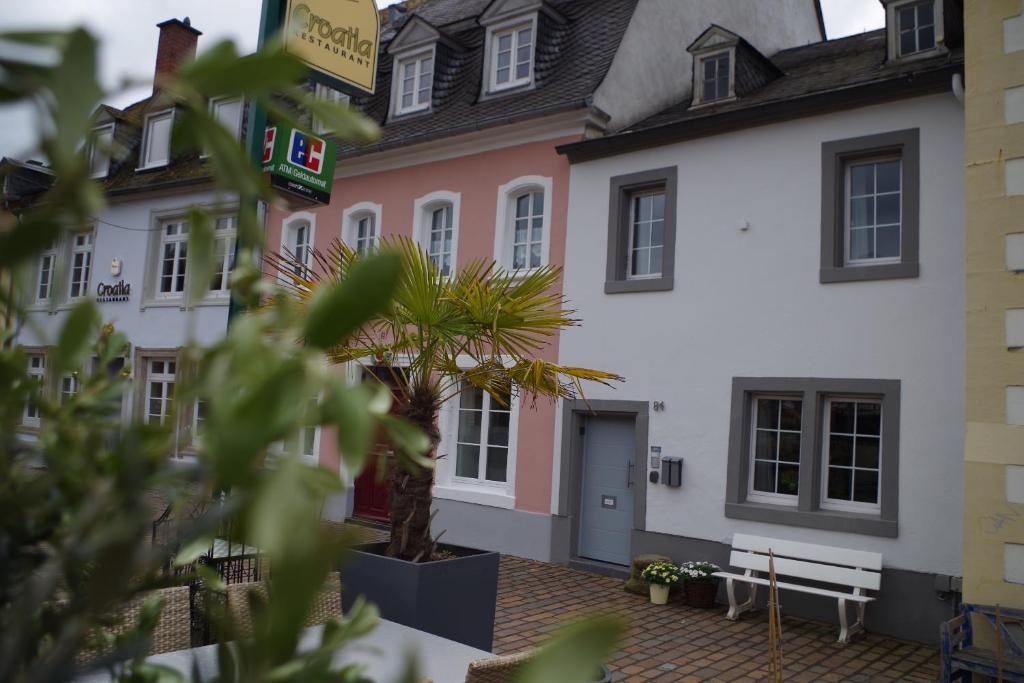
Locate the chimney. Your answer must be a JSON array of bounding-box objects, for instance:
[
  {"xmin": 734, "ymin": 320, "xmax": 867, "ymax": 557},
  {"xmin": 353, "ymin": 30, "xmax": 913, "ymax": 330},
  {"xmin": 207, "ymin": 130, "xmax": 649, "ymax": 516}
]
[{"xmin": 153, "ymin": 17, "xmax": 202, "ymax": 93}]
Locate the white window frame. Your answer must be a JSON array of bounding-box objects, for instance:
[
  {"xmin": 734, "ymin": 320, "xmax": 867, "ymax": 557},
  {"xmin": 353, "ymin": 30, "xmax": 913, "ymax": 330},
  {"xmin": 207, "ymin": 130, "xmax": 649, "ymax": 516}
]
[
  {"xmin": 144, "ymin": 358, "xmax": 176, "ymax": 426},
  {"xmin": 451, "ymin": 384, "xmax": 515, "ymax": 488},
  {"xmin": 35, "ymin": 241, "xmax": 58, "ymax": 303},
  {"xmin": 820, "ymin": 397, "xmax": 884, "ymax": 514},
  {"xmin": 625, "ymin": 189, "xmax": 667, "ymax": 281},
  {"xmin": 746, "ymin": 394, "xmax": 803, "ymax": 507},
  {"xmin": 342, "ymin": 201, "xmax": 383, "ymax": 256},
  {"xmin": 61, "ymin": 372, "xmax": 81, "ymax": 403},
  {"xmin": 280, "ymin": 211, "xmax": 316, "ymax": 279},
  {"xmin": 209, "ymin": 214, "xmax": 237, "ymax": 297},
  {"xmin": 89, "ymin": 123, "xmax": 114, "ymax": 178},
  {"xmin": 68, "ymin": 229, "xmax": 94, "ymax": 300},
  {"xmin": 413, "ymin": 190, "xmax": 461, "ymax": 277},
  {"xmin": 699, "ymin": 51, "xmax": 732, "ymax": 103},
  {"xmin": 312, "ymin": 83, "xmax": 350, "ymax": 135},
  {"xmin": 487, "ymin": 19, "xmax": 536, "ymax": 92},
  {"xmin": 206, "ymin": 96, "xmax": 244, "ymax": 155},
  {"xmin": 392, "ymin": 48, "xmax": 435, "ymax": 117},
  {"xmin": 192, "ymin": 398, "xmax": 207, "ymax": 447},
  {"xmin": 139, "ymin": 109, "xmax": 174, "ymax": 170},
  {"xmin": 843, "ymin": 155, "xmax": 903, "ymax": 266},
  {"xmin": 157, "ymin": 219, "xmax": 189, "ymax": 298},
  {"xmin": 493, "ymin": 175, "xmax": 552, "ymax": 273},
  {"xmin": 885, "ymin": 0, "xmax": 944, "ymax": 61},
  {"xmin": 23, "ymin": 353, "xmax": 45, "ymax": 428},
  {"xmin": 690, "ymin": 47, "xmax": 737, "ymax": 107}
]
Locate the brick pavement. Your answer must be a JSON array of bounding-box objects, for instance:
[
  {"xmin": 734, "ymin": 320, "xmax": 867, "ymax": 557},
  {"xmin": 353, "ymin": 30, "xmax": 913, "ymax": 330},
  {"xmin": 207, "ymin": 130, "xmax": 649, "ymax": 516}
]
[
  {"xmin": 492, "ymin": 556, "xmax": 939, "ymax": 683},
  {"xmin": 323, "ymin": 522, "xmax": 941, "ymax": 681}
]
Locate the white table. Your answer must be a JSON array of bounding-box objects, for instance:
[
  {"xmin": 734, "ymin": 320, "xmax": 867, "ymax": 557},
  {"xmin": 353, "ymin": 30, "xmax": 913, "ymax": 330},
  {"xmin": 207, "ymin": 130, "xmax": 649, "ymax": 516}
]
[{"xmin": 77, "ymin": 619, "xmax": 494, "ymax": 682}]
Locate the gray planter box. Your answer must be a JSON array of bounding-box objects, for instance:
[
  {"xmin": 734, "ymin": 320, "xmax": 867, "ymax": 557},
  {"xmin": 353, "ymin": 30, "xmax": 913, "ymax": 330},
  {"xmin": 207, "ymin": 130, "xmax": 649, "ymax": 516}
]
[{"xmin": 340, "ymin": 543, "xmax": 500, "ymax": 651}]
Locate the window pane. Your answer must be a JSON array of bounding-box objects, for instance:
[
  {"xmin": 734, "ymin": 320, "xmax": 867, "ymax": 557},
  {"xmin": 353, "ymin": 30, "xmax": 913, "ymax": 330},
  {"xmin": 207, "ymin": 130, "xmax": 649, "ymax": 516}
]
[
  {"xmin": 531, "ymin": 217, "xmax": 543, "ymax": 242},
  {"xmin": 850, "ymin": 164, "xmax": 874, "ymax": 195},
  {"xmin": 497, "ymin": 49, "xmax": 511, "ymax": 69},
  {"xmin": 530, "ymin": 243, "xmax": 542, "ymax": 268},
  {"xmin": 876, "ymin": 193, "xmax": 900, "ymax": 226},
  {"xmin": 753, "ymin": 461, "xmax": 776, "ymax": 493},
  {"xmin": 651, "ymin": 192, "xmax": 665, "ymax": 221},
  {"xmin": 876, "ymin": 161, "xmax": 900, "ymax": 193},
  {"xmin": 516, "ymin": 194, "xmax": 530, "ymax": 218},
  {"xmin": 850, "ymin": 197, "xmax": 873, "ymax": 227},
  {"xmin": 488, "ymin": 408, "xmax": 510, "ymax": 447},
  {"xmin": 778, "ymin": 432, "xmax": 801, "ymax": 462},
  {"xmin": 778, "ymin": 465, "xmax": 799, "ymax": 495},
  {"xmin": 486, "ymin": 446, "xmax": 508, "ymax": 482},
  {"xmin": 918, "ymin": 25, "xmax": 935, "ymax": 50},
  {"xmin": 856, "ymin": 436, "xmax": 880, "ymax": 469},
  {"xmin": 917, "ymin": 2, "xmax": 934, "ymax": 26},
  {"xmin": 630, "ymin": 249, "xmax": 648, "ymax": 276},
  {"xmin": 648, "ymin": 246, "xmax": 663, "ymax": 275},
  {"xmin": 460, "ymin": 385, "xmax": 484, "ymax": 411},
  {"xmin": 780, "ymin": 399, "xmax": 801, "ymax": 430},
  {"xmin": 876, "ymin": 225, "xmax": 900, "ymax": 258},
  {"xmin": 513, "ymin": 245, "xmax": 526, "ymax": 269},
  {"xmin": 900, "ymin": 30, "xmax": 916, "ymax": 55},
  {"xmin": 856, "ymin": 402, "xmax": 882, "ymax": 435},
  {"xmin": 456, "ymin": 444, "xmax": 480, "ymax": 478},
  {"xmin": 755, "ymin": 430, "xmax": 777, "ymax": 460},
  {"xmin": 650, "ymin": 220, "xmax": 664, "ymax": 248},
  {"xmin": 634, "ymin": 221, "xmax": 651, "ymax": 248},
  {"xmin": 828, "ymin": 467, "xmax": 853, "ymax": 500},
  {"xmin": 853, "ymin": 470, "xmax": 879, "ymax": 503},
  {"xmin": 458, "ymin": 410, "xmax": 482, "ymax": 446},
  {"xmin": 756, "ymin": 398, "xmax": 778, "ymax": 429},
  {"xmin": 829, "ymin": 434, "xmax": 854, "ymax": 466},
  {"xmin": 850, "ymin": 228, "xmax": 873, "ymax": 260}
]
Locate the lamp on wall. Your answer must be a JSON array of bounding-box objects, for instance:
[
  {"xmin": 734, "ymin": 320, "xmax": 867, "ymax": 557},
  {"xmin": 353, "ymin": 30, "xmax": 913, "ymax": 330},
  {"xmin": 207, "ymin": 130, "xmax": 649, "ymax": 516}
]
[{"xmin": 110, "ymin": 257, "xmax": 122, "ymax": 277}]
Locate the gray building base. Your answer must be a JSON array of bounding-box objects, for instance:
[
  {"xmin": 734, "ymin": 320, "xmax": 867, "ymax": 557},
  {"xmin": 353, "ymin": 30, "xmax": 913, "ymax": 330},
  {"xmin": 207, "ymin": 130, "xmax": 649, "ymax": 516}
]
[
  {"xmin": 630, "ymin": 528, "xmax": 959, "ymax": 645},
  {"xmin": 431, "ymin": 498, "xmax": 555, "ymax": 561}
]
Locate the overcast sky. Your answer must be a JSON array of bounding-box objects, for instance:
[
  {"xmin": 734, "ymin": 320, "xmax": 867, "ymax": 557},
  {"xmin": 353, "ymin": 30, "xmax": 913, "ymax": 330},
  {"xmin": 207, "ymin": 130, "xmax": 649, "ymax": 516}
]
[{"xmin": 0, "ymin": 0, "xmax": 884, "ymax": 160}]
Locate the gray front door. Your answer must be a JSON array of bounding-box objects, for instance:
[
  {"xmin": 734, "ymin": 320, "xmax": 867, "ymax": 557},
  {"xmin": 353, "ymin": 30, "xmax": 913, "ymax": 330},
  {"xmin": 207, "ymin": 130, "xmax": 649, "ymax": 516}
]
[{"xmin": 578, "ymin": 415, "xmax": 635, "ymax": 566}]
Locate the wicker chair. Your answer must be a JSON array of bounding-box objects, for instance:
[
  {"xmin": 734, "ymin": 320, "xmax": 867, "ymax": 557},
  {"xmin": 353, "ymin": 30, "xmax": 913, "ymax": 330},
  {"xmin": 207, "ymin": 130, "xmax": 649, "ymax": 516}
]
[
  {"xmin": 226, "ymin": 572, "xmax": 342, "ymax": 639},
  {"xmin": 465, "ymin": 651, "xmax": 536, "ymax": 683},
  {"xmin": 76, "ymin": 585, "xmax": 191, "ymax": 664}
]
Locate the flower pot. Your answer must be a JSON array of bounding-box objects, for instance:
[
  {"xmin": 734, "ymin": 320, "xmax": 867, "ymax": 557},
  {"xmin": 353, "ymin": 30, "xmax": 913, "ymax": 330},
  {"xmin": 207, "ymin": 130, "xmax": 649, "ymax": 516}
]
[
  {"xmin": 649, "ymin": 583, "xmax": 670, "ymax": 605},
  {"xmin": 684, "ymin": 579, "xmax": 718, "ymax": 608},
  {"xmin": 341, "ymin": 542, "xmax": 500, "ymax": 650}
]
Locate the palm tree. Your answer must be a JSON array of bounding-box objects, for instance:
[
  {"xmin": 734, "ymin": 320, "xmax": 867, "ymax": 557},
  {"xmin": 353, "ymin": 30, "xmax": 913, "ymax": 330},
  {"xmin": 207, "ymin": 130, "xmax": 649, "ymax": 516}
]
[{"xmin": 271, "ymin": 237, "xmax": 622, "ymax": 562}]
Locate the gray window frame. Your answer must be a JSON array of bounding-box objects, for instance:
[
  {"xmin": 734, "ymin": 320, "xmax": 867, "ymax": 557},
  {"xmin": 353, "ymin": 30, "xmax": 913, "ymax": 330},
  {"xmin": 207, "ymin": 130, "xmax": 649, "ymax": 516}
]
[
  {"xmin": 724, "ymin": 377, "xmax": 900, "ymax": 538},
  {"xmin": 820, "ymin": 129, "xmax": 920, "ymax": 284},
  {"xmin": 605, "ymin": 167, "xmax": 677, "ymax": 294}
]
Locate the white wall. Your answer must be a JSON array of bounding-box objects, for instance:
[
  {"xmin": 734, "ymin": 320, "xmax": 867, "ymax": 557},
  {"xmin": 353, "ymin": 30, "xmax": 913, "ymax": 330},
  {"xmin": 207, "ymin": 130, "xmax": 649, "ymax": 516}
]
[
  {"xmin": 594, "ymin": 0, "xmax": 823, "ymax": 131},
  {"xmin": 559, "ymin": 93, "xmax": 965, "ymax": 575},
  {"xmin": 17, "ymin": 189, "xmax": 236, "ymax": 351}
]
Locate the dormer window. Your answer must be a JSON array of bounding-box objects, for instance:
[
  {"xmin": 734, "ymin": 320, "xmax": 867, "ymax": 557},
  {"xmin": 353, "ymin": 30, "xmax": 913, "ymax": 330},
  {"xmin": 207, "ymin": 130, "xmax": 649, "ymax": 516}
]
[
  {"xmin": 395, "ymin": 51, "xmax": 434, "ymax": 116},
  {"xmin": 139, "ymin": 109, "xmax": 174, "ymax": 170},
  {"xmin": 490, "ymin": 23, "xmax": 534, "ymax": 91},
  {"xmin": 89, "ymin": 124, "xmax": 114, "ymax": 178},
  {"xmin": 883, "ymin": 0, "xmax": 944, "ymax": 61},
  {"xmin": 700, "ymin": 53, "xmax": 731, "ymax": 103},
  {"xmin": 897, "ymin": 1, "xmax": 936, "ymax": 55},
  {"xmin": 210, "ymin": 96, "xmax": 243, "ymax": 142},
  {"xmin": 312, "ymin": 83, "xmax": 350, "ymax": 135}
]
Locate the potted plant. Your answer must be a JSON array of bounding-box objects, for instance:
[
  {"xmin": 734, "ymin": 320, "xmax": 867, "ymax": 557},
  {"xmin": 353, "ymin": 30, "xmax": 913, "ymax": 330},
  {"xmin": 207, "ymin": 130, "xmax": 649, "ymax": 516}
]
[
  {"xmin": 680, "ymin": 561, "xmax": 721, "ymax": 608},
  {"xmin": 274, "ymin": 239, "xmax": 621, "ymax": 650},
  {"xmin": 641, "ymin": 561, "xmax": 681, "ymax": 605}
]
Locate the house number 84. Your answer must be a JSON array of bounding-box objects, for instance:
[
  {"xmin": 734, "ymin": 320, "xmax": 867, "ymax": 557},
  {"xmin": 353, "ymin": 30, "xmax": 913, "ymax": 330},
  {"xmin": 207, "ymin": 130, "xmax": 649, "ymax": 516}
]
[{"xmin": 652, "ymin": 401, "xmax": 665, "ymax": 412}]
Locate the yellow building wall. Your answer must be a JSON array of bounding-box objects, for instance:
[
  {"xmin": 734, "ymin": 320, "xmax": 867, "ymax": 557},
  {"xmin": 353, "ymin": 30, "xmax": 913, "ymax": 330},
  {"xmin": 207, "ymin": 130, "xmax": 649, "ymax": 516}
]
[{"xmin": 963, "ymin": 0, "xmax": 1024, "ymax": 608}]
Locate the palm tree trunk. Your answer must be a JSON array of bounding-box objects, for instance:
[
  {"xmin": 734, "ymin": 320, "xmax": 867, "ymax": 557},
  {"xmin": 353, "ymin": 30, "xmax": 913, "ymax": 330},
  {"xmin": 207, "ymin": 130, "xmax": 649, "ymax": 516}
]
[{"xmin": 386, "ymin": 386, "xmax": 440, "ymax": 561}]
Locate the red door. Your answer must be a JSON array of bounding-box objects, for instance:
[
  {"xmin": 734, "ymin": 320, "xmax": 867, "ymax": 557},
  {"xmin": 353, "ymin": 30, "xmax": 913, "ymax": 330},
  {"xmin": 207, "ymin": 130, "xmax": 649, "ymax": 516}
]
[
  {"xmin": 353, "ymin": 449, "xmax": 391, "ymax": 522},
  {"xmin": 352, "ymin": 367, "xmax": 399, "ymax": 523}
]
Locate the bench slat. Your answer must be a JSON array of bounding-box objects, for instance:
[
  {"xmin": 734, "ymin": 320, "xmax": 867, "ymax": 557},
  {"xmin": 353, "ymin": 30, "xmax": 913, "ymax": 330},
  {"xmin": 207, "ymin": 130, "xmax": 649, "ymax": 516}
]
[
  {"xmin": 729, "ymin": 550, "xmax": 881, "ymax": 591},
  {"xmin": 713, "ymin": 571, "xmax": 875, "ymax": 602},
  {"xmin": 731, "ymin": 533, "xmax": 882, "ymax": 571}
]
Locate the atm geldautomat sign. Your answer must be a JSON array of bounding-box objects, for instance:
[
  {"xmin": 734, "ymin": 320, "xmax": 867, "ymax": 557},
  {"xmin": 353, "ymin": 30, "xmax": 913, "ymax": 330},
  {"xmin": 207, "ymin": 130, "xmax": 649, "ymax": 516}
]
[
  {"xmin": 284, "ymin": 0, "xmax": 380, "ymax": 94},
  {"xmin": 262, "ymin": 125, "xmax": 336, "ymax": 205}
]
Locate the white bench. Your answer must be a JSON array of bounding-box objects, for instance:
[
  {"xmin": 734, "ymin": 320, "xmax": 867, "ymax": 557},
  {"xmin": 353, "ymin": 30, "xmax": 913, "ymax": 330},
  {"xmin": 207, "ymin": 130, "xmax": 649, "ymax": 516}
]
[{"xmin": 712, "ymin": 533, "xmax": 882, "ymax": 644}]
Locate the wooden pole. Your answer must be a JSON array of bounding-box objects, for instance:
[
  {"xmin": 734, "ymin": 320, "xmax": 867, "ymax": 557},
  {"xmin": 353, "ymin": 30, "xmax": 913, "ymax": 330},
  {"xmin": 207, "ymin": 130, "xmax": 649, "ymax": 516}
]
[{"xmin": 768, "ymin": 549, "xmax": 783, "ymax": 682}]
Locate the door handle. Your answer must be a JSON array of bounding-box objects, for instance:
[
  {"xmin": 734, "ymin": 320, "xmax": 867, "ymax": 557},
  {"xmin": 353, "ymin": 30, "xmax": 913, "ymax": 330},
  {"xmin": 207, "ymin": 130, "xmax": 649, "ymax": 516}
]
[{"xmin": 627, "ymin": 462, "xmax": 634, "ymax": 488}]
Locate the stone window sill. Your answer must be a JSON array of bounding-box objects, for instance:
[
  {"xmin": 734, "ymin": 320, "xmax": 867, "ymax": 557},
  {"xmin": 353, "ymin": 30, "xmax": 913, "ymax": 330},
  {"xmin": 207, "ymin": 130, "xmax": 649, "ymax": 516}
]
[
  {"xmin": 724, "ymin": 501, "xmax": 897, "ymax": 538},
  {"xmin": 604, "ymin": 277, "xmax": 674, "ymax": 294}
]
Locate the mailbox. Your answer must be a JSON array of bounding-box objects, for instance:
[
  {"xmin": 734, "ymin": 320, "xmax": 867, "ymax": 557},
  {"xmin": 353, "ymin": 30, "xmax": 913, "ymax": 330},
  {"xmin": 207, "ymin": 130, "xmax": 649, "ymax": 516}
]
[{"xmin": 661, "ymin": 457, "xmax": 683, "ymax": 487}]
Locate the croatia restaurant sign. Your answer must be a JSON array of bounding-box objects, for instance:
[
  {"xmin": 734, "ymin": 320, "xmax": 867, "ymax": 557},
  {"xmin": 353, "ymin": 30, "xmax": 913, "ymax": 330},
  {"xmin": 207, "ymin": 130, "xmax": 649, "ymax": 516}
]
[
  {"xmin": 284, "ymin": 0, "xmax": 380, "ymax": 94},
  {"xmin": 262, "ymin": 125, "xmax": 337, "ymax": 205}
]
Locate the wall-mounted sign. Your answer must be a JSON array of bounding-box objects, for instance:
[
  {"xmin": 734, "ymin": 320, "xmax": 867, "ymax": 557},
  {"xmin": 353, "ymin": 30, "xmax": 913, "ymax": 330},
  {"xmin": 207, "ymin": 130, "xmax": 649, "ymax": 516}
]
[
  {"xmin": 284, "ymin": 0, "xmax": 380, "ymax": 94},
  {"xmin": 262, "ymin": 125, "xmax": 337, "ymax": 205},
  {"xmin": 97, "ymin": 280, "xmax": 131, "ymax": 303}
]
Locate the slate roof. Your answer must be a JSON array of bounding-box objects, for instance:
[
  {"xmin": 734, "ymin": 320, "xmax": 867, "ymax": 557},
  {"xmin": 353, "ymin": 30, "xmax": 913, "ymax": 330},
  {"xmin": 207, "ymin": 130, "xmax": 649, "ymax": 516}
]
[
  {"xmin": 339, "ymin": 0, "xmax": 640, "ymax": 159},
  {"xmin": 559, "ymin": 28, "xmax": 964, "ymax": 162}
]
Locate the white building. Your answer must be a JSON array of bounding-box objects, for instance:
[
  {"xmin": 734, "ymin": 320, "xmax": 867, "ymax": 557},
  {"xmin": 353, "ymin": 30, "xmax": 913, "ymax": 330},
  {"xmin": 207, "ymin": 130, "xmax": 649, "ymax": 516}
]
[
  {"xmin": 554, "ymin": 0, "xmax": 965, "ymax": 643},
  {"xmin": 12, "ymin": 18, "xmax": 244, "ymax": 453}
]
